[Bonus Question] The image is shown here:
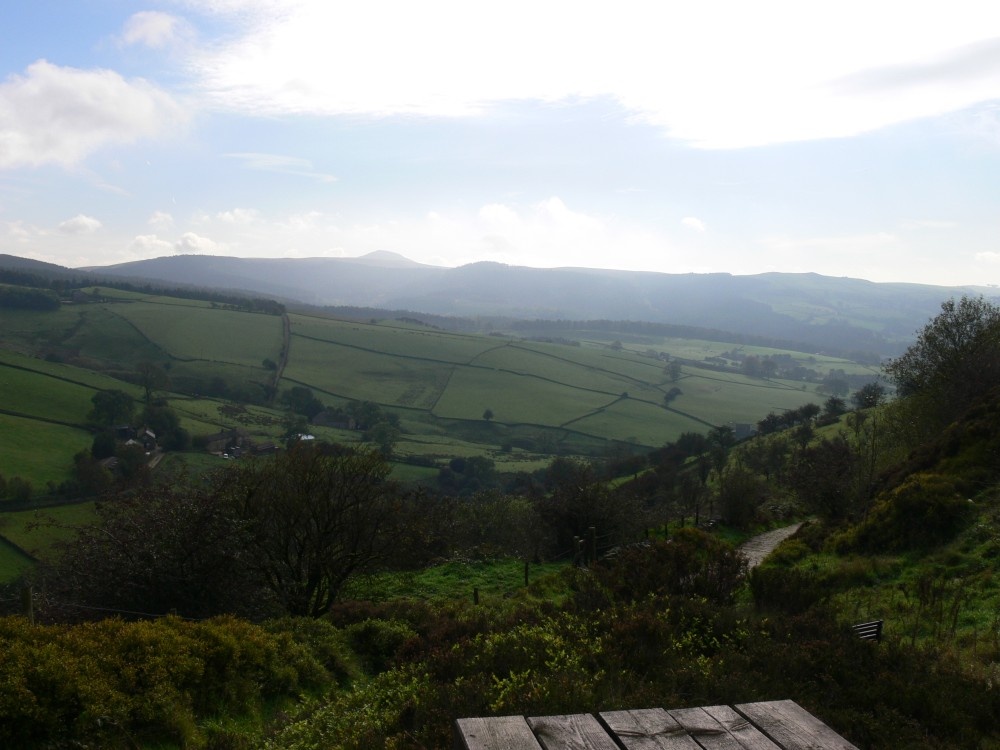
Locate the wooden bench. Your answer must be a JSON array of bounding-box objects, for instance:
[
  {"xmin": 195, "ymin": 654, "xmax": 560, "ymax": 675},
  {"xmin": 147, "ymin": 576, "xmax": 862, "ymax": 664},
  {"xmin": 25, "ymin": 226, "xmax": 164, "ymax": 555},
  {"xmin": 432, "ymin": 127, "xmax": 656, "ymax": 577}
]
[
  {"xmin": 851, "ymin": 619, "xmax": 883, "ymax": 642},
  {"xmin": 455, "ymin": 699, "xmax": 859, "ymax": 749}
]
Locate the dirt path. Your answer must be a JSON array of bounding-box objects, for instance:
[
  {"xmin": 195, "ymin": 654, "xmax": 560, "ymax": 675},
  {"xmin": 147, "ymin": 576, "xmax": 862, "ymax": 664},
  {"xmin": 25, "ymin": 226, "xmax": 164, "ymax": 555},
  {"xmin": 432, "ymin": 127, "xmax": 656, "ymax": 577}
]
[{"xmin": 739, "ymin": 522, "xmax": 803, "ymax": 569}]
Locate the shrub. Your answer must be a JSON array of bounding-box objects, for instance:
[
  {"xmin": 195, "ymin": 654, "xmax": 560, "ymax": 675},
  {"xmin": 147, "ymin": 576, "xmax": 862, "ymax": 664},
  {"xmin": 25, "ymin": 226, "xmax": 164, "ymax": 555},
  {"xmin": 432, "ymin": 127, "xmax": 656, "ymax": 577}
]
[
  {"xmin": 342, "ymin": 619, "xmax": 418, "ymax": 674},
  {"xmin": 749, "ymin": 566, "xmax": 828, "ymax": 614},
  {"xmin": 587, "ymin": 529, "xmax": 746, "ymax": 605},
  {"xmin": 834, "ymin": 473, "xmax": 973, "ymax": 552},
  {"xmin": 765, "ymin": 537, "xmax": 811, "ymax": 567},
  {"xmin": 0, "ymin": 615, "xmax": 330, "ymax": 748}
]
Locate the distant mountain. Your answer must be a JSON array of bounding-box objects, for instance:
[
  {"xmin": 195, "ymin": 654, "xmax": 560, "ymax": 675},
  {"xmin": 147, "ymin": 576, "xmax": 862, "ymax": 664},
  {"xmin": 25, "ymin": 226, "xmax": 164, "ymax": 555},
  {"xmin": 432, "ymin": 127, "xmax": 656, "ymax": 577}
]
[{"xmin": 5, "ymin": 251, "xmax": 996, "ymax": 357}]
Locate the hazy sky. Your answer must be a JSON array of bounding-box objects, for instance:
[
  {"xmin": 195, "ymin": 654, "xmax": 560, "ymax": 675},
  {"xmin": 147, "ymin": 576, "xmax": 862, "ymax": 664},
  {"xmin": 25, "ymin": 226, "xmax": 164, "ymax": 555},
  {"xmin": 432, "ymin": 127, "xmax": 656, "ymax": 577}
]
[{"xmin": 3, "ymin": 1, "xmax": 1000, "ymax": 286}]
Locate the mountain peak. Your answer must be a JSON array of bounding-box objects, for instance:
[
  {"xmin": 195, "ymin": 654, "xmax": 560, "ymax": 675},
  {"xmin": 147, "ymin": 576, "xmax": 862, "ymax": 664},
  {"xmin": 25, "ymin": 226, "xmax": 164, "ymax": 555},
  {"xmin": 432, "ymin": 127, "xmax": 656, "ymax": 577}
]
[{"xmin": 350, "ymin": 251, "xmax": 429, "ymax": 268}]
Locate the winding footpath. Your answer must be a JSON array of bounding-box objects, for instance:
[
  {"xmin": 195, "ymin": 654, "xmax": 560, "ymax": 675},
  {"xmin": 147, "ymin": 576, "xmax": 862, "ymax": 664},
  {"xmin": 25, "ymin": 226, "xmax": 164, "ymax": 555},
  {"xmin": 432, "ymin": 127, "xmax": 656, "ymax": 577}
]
[{"xmin": 739, "ymin": 522, "xmax": 803, "ymax": 569}]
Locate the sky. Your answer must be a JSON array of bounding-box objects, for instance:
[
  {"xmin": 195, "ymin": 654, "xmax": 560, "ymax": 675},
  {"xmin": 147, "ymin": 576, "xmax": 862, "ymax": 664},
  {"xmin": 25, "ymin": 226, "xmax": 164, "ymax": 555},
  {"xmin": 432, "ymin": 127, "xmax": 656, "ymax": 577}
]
[{"xmin": 2, "ymin": 1, "xmax": 1000, "ymax": 287}]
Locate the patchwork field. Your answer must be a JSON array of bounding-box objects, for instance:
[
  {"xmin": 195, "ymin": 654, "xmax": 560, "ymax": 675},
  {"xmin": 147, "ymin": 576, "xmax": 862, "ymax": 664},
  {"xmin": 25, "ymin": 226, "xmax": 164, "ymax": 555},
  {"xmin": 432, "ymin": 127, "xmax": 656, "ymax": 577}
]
[{"xmin": 0, "ymin": 288, "xmax": 865, "ymax": 496}]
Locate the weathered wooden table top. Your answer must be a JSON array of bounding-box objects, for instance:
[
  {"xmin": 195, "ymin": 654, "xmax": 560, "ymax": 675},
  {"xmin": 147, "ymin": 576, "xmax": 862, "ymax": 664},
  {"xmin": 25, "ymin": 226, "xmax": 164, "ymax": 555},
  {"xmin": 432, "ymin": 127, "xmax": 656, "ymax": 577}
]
[{"xmin": 455, "ymin": 699, "xmax": 858, "ymax": 750}]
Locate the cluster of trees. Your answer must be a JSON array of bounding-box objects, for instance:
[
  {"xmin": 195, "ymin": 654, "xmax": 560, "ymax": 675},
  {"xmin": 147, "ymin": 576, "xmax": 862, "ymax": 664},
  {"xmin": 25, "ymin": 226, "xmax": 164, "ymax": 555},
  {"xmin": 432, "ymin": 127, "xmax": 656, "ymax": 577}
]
[
  {"xmin": 885, "ymin": 295, "xmax": 1000, "ymax": 435},
  {"xmin": 281, "ymin": 389, "xmax": 402, "ymax": 454},
  {"xmin": 0, "ymin": 474, "xmax": 34, "ymax": 503},
  {"xmin": 0, "ymin": 265, "xmax": 286, "ymax": 314},
  {"xmin": 41, "ymin": 444, "xmax": 412, "ymax": 619},
  {"xmin": 36, "ymin": 443, "xmax": 664, "ymax": 621},
  {"xmin": 0, "ymin": 284, "xmax": 60, "ymax": 311}
]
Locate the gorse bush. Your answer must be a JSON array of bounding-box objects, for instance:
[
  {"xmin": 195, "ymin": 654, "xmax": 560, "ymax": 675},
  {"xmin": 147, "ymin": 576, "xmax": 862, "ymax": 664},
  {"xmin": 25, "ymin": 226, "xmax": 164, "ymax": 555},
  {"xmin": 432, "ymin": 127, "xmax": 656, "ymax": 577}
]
[{"xmin": 0, "ymin": 615, "xmax": 331, "ymax": 748}]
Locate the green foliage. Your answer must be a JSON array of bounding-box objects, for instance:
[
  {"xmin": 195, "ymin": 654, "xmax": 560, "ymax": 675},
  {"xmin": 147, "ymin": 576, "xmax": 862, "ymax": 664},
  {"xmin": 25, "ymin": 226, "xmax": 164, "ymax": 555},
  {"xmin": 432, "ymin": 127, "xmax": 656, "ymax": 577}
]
[
  {"xmin": 0, "ymin": 615, "xmax": 329, "ymax": 748},
  {"xmin": 88, "ymin": 388, "xmax": 135, "ymax": 427},
  {"xmin": 282, "ymin": 385, "xmax": 325, "ymax": 419},
  {"xmin": 748, "ymin": 566, "xmax": 829, "ymax": 613},
  {"xmin": 222, "ymin": 444, "xmax": 400, "ymax": 617},
  {"xmin": 764, "ymin": 536, "xmax": 812, "ymax": 566},
  {"xmin": 262, "ymin": 617, "xmax": 360, "ymax": 686},
  {"xmin": 714, "ymin": 464, "xmax": 768, "ymax": 528},
  {"xmin": 0, "ymin": 285, "xmax": 59, "ymax": 311},
  {"xmin": 585, "ymin": 530, "xmax": 747, "ymax": 605},
  {"xmin": 342, "ymin": 618, "xmax": 418, "ymax": 674},
  {"xmin": 39, "ymin": 484, "xmax": 262, "ymax": 620},
  {"xmin": 834, "ymin": 472, "xmax": 973, "ymax": 553},
  {"xmin": 787, "ymin": 436, "xmax": 858, "ymax": 520},
  {"xmin": 885, "ymin": 295, "xmax": 1000, "ymax": 433}
]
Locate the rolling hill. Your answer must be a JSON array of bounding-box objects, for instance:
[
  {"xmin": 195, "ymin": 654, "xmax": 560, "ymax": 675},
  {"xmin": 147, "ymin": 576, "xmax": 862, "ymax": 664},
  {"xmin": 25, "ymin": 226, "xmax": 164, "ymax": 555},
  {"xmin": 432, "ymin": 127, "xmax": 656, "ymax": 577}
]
[{"xmin": 61, "ymin": 252, "xmax": 1000, "ymax": 357}]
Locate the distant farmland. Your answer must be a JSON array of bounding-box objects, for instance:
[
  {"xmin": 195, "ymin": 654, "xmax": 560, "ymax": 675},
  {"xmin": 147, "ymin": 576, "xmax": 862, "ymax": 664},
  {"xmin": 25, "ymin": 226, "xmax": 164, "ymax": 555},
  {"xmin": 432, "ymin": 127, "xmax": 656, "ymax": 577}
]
[{"xmin": 0, "ymin": 288, "xmax": 871, "ymax": 489}]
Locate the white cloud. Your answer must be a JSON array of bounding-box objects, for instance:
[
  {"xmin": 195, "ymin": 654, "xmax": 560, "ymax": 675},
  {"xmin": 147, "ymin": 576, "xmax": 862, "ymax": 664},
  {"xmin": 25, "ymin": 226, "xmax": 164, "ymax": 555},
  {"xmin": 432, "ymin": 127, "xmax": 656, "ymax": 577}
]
[
  {"xmin": 130, "ymin": 234, "xmax": 176, "ymax": 255},
  {"xmin": 975, "ymin": 251, "xmax": 1000, "ymax": 263},
  {"xmin": 183, "ymin": 0, "xmax": 1000, "ymax": 148},
  {"xmin": 0, "ymin": 60, "xmax": 188, "ymax": 169},
  {"xmin": 175, "ymin": 231, "xmax": 224, "ymax": 254},
  {"xmin": 120, "ymin": 11, "xmax": 193, "ymax": 50},
  {"xmin": 58, "ymin": 214, "xmax": 102, "ymax": 234},
  {"xmin": 681, "ymin": 217, "xmax": 706, "ymax": 232}
]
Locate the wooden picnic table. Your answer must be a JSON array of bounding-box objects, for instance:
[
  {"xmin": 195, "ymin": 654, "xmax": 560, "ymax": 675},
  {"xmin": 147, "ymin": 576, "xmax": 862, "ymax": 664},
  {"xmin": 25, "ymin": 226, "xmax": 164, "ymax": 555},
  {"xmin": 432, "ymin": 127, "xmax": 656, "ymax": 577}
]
[{"xmin": 455, "ymin": 699, "xmax": 858, "ymax": 750}]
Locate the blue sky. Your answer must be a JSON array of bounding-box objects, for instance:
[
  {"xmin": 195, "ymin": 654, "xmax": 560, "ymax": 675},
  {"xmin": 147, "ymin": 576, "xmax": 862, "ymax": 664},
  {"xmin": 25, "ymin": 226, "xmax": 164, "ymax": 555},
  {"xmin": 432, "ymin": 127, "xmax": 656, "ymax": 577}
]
[{"xmin": 2, "ymin": 1, "xmax": 1000, "ymax": 286}]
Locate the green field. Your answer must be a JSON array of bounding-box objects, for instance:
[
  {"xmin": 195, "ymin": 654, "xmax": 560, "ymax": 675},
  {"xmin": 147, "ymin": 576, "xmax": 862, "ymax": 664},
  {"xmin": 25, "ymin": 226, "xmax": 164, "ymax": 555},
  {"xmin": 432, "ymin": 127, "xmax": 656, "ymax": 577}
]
[
  {"xmin": 0, "ymin": 414, "xmax": 92, "ymax": 487},
  {"xmin": 0, "ymin": 288, "xmax": 869, "ymax": 496},
  {"xmin": 0, "ymin": 501, "xmax": 97, "ymax": 583}
]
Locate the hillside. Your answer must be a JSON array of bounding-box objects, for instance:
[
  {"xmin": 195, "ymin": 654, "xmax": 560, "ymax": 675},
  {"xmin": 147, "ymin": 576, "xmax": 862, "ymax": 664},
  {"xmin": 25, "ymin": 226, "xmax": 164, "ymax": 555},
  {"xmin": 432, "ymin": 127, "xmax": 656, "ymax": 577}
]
[
  {"xmin": 45, "ymin": 252, "xmax": 1000, "ymax": 356},
  {"xmin": 0, "ymin": 285, "xmax": 870, "ymax": 493}
]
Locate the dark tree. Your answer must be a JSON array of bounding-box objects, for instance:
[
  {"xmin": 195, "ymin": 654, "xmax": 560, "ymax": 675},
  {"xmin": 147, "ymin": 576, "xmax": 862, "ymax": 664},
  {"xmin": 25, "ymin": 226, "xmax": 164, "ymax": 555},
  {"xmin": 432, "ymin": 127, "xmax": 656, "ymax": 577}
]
[
  {"xmin": 281, "ymin": 386, "xmax": 325, "ymax": 419},
  {"xmin": 885, "ymin": 295, "xmax": 1000, "ymax": 427},
  {"xmin": 823, "ymin": 396, "xmax": 847, "ymax": 418},
  {"xmin": 222, "ymin": 444, "xmax": 400, "ymax": 617},
  {"xmin": 135, "ymin": 361, "xmax": 169, "ymax": 405},
  {"xmin": 797, "ymin": 402, "xmax": 822, "ymax": 422},
  {"xmin": 347, "ymin": 400, "xmax": 384, "ymax": 429},
  {"xmin": 789, "ymin": 436, "xmax": 858, "ymax": 520},
  {"xmin": 90, "ymin": 431, "xmax": 117, "ymax": 460},
  {"xmin": 39, "ymin": 484, "xmax": 260, "ymax": 620},
  {"xmin": 482, "ymin": 408, "xmax": 494, "ymax": 422},
  {"xmin": 674, "ymin": 431, "xmax": 709, "ymax": 457},
  {"xmin": 88, "ymin": 389, "xmax": 135, "ymax": 427},
  {"xmin": 756, "ymin": 412, "xmax": 783, "ymax": 435},
  {"xmin": 851, "ymin": 382, "xmax": 886, "ymax": 410},
  {"xmin": 715, "ymin": 465, "xmax": 767, "ymax": 529},
  {"xmin": 662, "ymin": 387, "xmax": 682, "ymax": 406}
]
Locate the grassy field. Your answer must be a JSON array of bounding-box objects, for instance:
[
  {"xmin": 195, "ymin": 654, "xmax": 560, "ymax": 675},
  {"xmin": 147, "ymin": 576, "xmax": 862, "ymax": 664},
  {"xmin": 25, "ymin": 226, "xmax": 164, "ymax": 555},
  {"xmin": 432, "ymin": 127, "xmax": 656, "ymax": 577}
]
[
  {"xmin": 0, "ymin": 501, "xmax": 97, "ymax": 560},
  {"xmin": 0, "ymin": 538, "xmax": 34, "ymax": 584},
  {"xmin": 0, "ymin": 414, "xmax": 92, "ymax": 487},
  {"xmin": 0, "ymin": 289, "xmax": 871, "ymax": 496},
  {"xmin": 112, "ymin": 301, "xmax": 283, "ymax": 367},
  {"xmin": 0, "ymin": 501, "xmax": 98, "ymax": 583}
]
